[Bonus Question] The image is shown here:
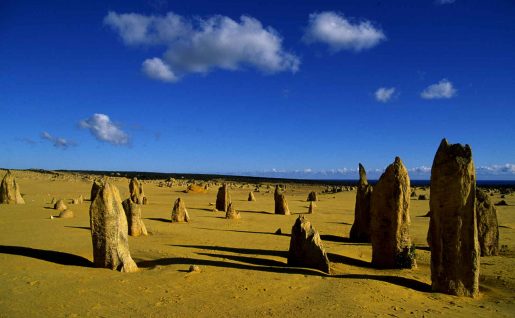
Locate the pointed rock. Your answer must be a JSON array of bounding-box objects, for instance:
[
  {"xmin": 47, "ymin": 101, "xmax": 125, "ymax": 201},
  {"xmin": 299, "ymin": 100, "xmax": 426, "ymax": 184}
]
[
  {"xmin": 476, "ymin": 189, "xmax": 499, "ymax": 256},
  {"xmin": 275, "ymin": 192, "xmax": 291, "ymax": 215},
  {"xmin": 90, "ymin": 178, "xmax": 105, "ymax": 201},
  {"xmin": 350, "ymin": 163, "xmax": 373, "ymax": 242},
  {"xmin": 58, "ymin": 210, "xmax": 74, "ymax": 218},
  {"xmin": 122, "ymin": 199, "xmax": 148, "ymax": 237},
  {"xmin": 307, "ymin": 191, "xmax": 318, "ymax": 202},
  {"xmin": 216, "ymin": 183, "xmax": 231, "ymax": 212},
  {"xmin": 429, "ymin": 139, "xmax": 479, "ymax": 297},
  {"xmin": 89, "ymin": 182, "xmax": 138, "ymax": 272},
  {"xmin": 370, "ymin": 157, "xmax": 416, "ymax": 269},
  {"xmin": 308, "ymin": 201, "xmax": 315, "ymax": 214},
  {"xmin": 288, "ymin": 216, "xmax": 330, "ymax": 274},
  {"xmin": 171, "ymin": 197, "xmax": 190, "ymax": 222},
  {"xmin": 248, "ymin": 192, "xmax": 256, "ymax": 202},
  {"xmin": 0, "ymin": 171, "xmax": 25, "ymax": 204},
  {"xmin": 225, "ymin": 203, "xmax": 241, "ymax": 219},
  {"xmin": 54, "ymin": 199, "xmax": 68, "ymax": 212}
]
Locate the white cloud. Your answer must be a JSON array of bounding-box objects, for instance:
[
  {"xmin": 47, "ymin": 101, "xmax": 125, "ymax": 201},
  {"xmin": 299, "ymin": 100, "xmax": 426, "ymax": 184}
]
[
  {"xmin": 477, "ymin": 164, "xmax": 515, "ymax": 176},
  {"xmin": 436, "ymin": 0, "xmax": 456, "ymax": 5},
  {"xmin": 104, "ymin": 12, "xmax": 299, "ymax": 82},
  {"xmin": 421, "ymin": 79, "xmax": 457, "ymax": 99},
  {"xmin": 375, "ymin": 87, "xmax": 396, "ymax": 102},
  {"xmin": 40, "ymin": 132, "xmax": 76, "ymax": 149},
  {"xmin": 303, "ymin": 11, "xmax": 386, "ymax": 52},
  {"xmin": 142, "ymin": 58, "xmax": 178, "ymax": 82},
  {"xmin": 79, "ymin": 114, "xmax": 129, "ymax": 145}
]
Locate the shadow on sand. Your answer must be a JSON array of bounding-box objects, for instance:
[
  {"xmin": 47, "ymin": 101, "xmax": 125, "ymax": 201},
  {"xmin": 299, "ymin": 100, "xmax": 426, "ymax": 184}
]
[
  {"xmin": 146, "ymin": 217, "xmax": 171, "ymax": 223},
  {"xmin": 238, "ymin": 210, "xmax": 272, "ymax": 215},
  {"xmin": 64, "ymin": 226, "xmax": 91, "ymax": 231},
  {"xmin": 193, "ymin": 227, "xmax": 290, "ymax": 237},
  {"xmin": 0, "ymin": 245, "xmax": 92, "ymax": 267},
  {"xmin": 171, "ymin": 244, "xmax": 288, "ymax": 258}
]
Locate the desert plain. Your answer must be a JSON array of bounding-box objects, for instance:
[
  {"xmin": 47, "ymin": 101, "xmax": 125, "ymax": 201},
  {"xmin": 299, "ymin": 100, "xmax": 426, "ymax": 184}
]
[{"xmin": 0, "ymin": 169, "xmax": 514, "ymax": 317}]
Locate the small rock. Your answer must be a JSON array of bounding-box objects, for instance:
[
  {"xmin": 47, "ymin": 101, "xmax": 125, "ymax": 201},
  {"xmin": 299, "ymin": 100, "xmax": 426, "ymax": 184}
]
[{"xmin": 188, "ymin": 265, "xmax": 201, "ymax": 273}]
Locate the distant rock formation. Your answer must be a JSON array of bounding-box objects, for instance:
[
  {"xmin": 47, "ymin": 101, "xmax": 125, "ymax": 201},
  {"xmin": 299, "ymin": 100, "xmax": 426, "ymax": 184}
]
[
  {"xmin": 54, "ymin": 199, "xmax": 68, "ymax": 212},
  {"xmin": 288, "ymin": 216, "xmax": 330, "ymax": 274},
  {"xmin": 308, "ymin": 201, "xmax": 315, "ymax": 214},
  {"xmin": 476, "ymin": 189, "xmax": 499, "ymax": 256},
  {"xmin": 89, "ymin": 182, "xmax": 138, "ymax": 272},
  {"xmin": 225, "ymin": 203, "xmax": 241, "ymax": 219},
  {"xmin": 129, "ymin": 177, "xmax": 146, "ymax": 205},
  {"xmin": 429, "ymin": 139, "xmax": 479, "ymax": 297},
  {"xmin": 248, "ymin": 192, "xmax": 256, "ymax": 202},
  {"xmin": 307, "ymin": 191, "xmax": 318, "ymax": 202},
  {"xmin": 171, "ymin": 197, "xmax": 190, "ymax": 222},
  {"xmin": 0, "ymin": 171, "xmax": 25, "ymax": 204},
  {"xmin": 58, "ymin": 210, "xmax": 74, "ymax": 218},
  {"xmin": 216, "ymin": 184, "xmax": 231, "ymax": 212},
  {"xmin": 122, "ymin": 198, "xmax": 148, "ymax": 237},
  {"xmin": 349, "ymin": 163, "xmax": 373, "ymax": 243},
  {"xmin": 275, "ymin": 192, "xmax": 291, "ymax": 215},
  {"xmin": 370, "ymin": 157, "xmax": 415, "ymax": 269}
]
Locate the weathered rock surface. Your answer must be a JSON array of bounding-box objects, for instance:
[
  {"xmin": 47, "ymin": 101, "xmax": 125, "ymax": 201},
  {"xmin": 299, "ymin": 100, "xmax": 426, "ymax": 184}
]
[
  {"xmin": 275, "ymin": 192, "xmax": 291, "ymax": 215},
  {"xmin": 370, "ymin": 157, "xmax": 415, "ymax": 269},
  {"xmin": 89, "ymin": 182, "xmax": 138, "ymax": 272},
  {"xmin": 90, "ymin": 178, "xmax": 105, "ymax": 201},
  {"xmin": 171, "ymin": 197, "xmax": 190, "ymax": 222},
  {"xmin": 350, "ymin": 163, "xmax": 373, "ymax": 243},
  {"xmin": 476, "ymin": 189, "xmax": 499, "ymax": 256},
  {"xmin": 122, "ymin": 199, "xmax": 148, "ymax": 237},
  {"xmin": 307, "ymin": 191, "xmax": 318, "ymax": 202},
  {"xmin": 129, "ymin": 177, "xmax": 146, "ymax": 205},
  {"xmin": 288, "ymin": 216, "xmax": 330, "ymax": 274},
  {"xmin": 429, "ymin": 139, "xmax": 479, "ymax": 297},
  {"xmin": 225, "ymin": 203, "xmax": 241, "ymax": 219},
  {"xmin": 216, "ymin": 184, "xmax": 231, "ymax": 212},
  {"xmin": 0, "ymin": 171, "xmax": 25, "ymax": 204}
]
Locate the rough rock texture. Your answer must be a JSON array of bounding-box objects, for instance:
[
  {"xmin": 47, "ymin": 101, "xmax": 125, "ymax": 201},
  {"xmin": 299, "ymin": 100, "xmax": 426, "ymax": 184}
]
[
  {"xmin": 171, "ymin": 198, "xmax": 190, "ymax": 222},
  {"xmin": 248, "ymin": 192, "xmax": 256, "ymax": 202},
  {"xmin": 90, "ymin": 178, "xmax": 105, "ymax": 201},
  {"xmin": 129, "ymin": 177, "xmax": 146, "ymax": 205},
  {"xmin": 89, "ymin": 182, "xmax": 138, "ymax": 273},
  {"xmin": 429, "ymin": 139, "xmax": 479, "ymax": 297},
  {"xmin": 350, "ymin": 163, "xmax": 373, "ymax": 243},
  {"xmin": 288, "ymin": 216, "xmax": 330, "ymax": 274},
  {"xmin": 54, "ymin": 199, "xmax": 67, "ymax": 211},
  {"xmin": 216, "ymin": 184, "xmax": 231, "ymax": 212},
  {"xmin": 122, "ymin": 199, "xmax": 148, "ymax": 237},
  {"xmin": 307, "ymin": 191, "xmax": 318, "ymax": 202},
  {"xmin": 58, "ymin": 210, "xmax": 74, "ymax": 218},
  {"xmin": 0, "ymin": 171, "xmax": 25, "ymax": 204},
  {"xmin": 308, "ymin": 201, "xmax": 315, "ymax": 214},
  {"xmin": 275, "ymin": 192, "xmax": 291, "ymax": 215},
  {"xmin": 225, "ymin": 203, "xmax": 241, "ymax": 219},
  {"xmin": 370, "ymin": 157, "xmax": 416, "ymax": 269},
  {"xmin": 476, "ymin": 189, "xmax": 499, "ymax": 256}
]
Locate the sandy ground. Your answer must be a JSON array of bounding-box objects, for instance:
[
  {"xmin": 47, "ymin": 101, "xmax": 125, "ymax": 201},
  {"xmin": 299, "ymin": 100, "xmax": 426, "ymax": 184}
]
[{"xmin": 0, "ymin": 170, "xmax": 514, "ymax": 317}]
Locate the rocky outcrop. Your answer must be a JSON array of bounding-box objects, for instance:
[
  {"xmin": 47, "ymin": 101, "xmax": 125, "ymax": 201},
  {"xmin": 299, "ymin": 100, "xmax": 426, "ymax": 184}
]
[
  {"xmin": 225, "ymin": 203, "xmax": 241, "ymax": 219},
  {"xmin": 122, "ymin": 199, "xmax": 148, "ymax": 237},
  {"xmin": 90, "ymin": 178, "xmax": 105, "ymax": 201},
  {"xmin": 248, "ymin": 192, "xmax": 256, "ymax": 202},
  {"xmin": 171, "ymin": 197, "xmax": 190, "ymax": 222},
  {"xmin": 307, "ymin": 191, "xmax": 318, "ymax": 202},
  {"xmin": 216, "ymin": 184, "xmax": 231, "ymax": 212},
  {"xmin": 54, "ymin": 199, "xmax": 67, "ymax": 211},
  {"xmin": 370, "ymin": 157, "xmax": 415, "ymax": 269},
  {"xmin": 0, "ymin": 171, "xmax": 25, "ymax": 204},
  {"xmin": 89, "ymin": 182, "xmax": 138, "ymax": 272},
  {"xmin": 129, "ymin": 177, "xmax": 146, "ymax": 205},
  {"xmin": 476, "ymin": 189, "xmax": 499, "ymax": 256},
  {"xmin": 275, "ymin": 192, "xmax": 291, "ymax": 215},
  {"xmin": 288, "ymin": 216, "xmax": 330, "ymax": 274},
  {"xmin": 349, "ymin": 163, "xmax": 373, "ymax": 242},
  {"xmin": 429, "ymin": 139, "xmax": 479, "ymax": 297}
]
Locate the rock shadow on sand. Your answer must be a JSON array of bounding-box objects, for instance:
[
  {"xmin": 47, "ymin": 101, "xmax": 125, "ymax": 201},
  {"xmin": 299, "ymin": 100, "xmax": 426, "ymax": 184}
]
[
  {"xmin": 193, "ymin": 227, "xmax": 290, "ymax": 237},
  {"xmin": 0, "ymin": 245, "xmax": 92, "ymax": 267},
  {"xmin": 146, "ymin": 217, "xmax": 171, "ymax": 223},
  {"xmin": 172, "ymin": 244, "xmax": 288, "ymax": 258}
]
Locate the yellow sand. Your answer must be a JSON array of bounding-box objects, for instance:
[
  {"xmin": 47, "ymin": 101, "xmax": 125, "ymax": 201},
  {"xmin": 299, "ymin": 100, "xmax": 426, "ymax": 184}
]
[{"xmin": 0, "ymin": 170, "xmax": 514, "ymax": 317}]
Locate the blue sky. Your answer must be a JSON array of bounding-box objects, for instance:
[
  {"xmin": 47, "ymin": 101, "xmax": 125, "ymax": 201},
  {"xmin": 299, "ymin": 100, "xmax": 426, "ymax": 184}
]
[{"xmin": 1, "ymin": 0, "xmax": 514, "ymax": 179}]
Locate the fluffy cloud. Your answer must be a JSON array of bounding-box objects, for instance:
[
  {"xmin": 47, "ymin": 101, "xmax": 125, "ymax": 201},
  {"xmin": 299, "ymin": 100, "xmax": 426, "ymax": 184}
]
[
  {"xmin": 40, "ymin": 131, "xmax": 76, "ymax": 149},
  {"xmin": 79, "ymin": 114, "xmax": 129, "ymax": 145},
  {"xmin": 421, "ymin": 79, "xmax": 457, "ymax": 99},
  {"xmin": 477, "ymin": 164, "xmax": 515, "ymax": 176},
  {"xmin": 375, "ymin": 87, "xmax": 396, "ymax": 102},
  {"xmin": 142, "ymin": 58, "xmax": 178, "ymax": 82},
  {"xmin": 303, "ymin": 11, "xmax": 386, "ymax": 52},
  {"xmin": 104, "ymin": 12, "xmax": 299, "ymax": 82}
]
